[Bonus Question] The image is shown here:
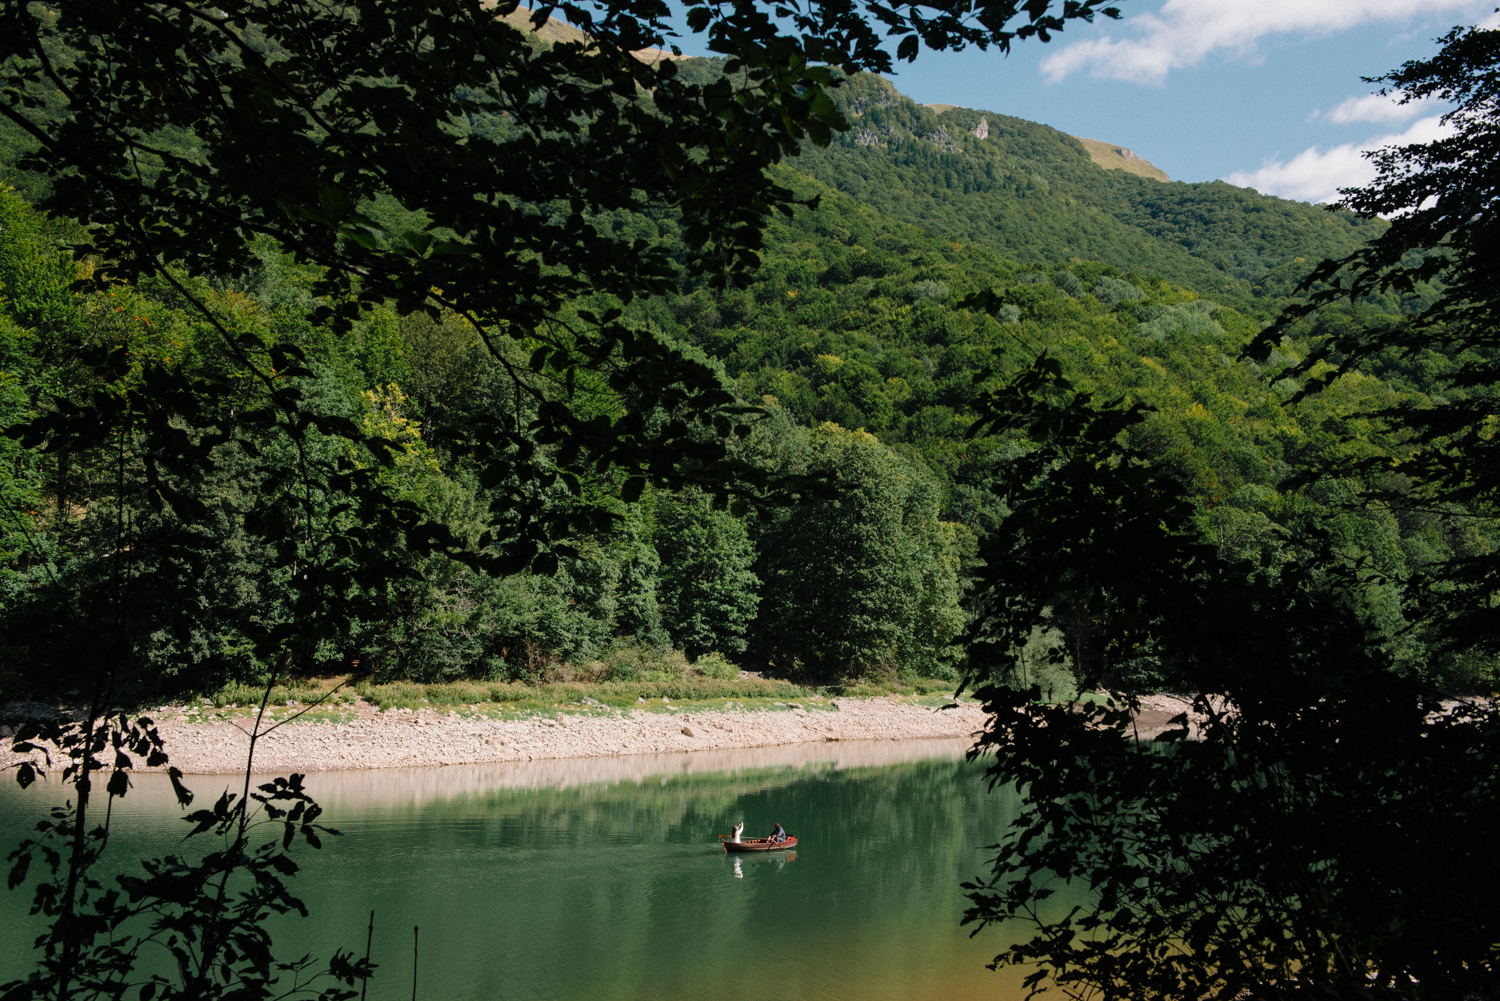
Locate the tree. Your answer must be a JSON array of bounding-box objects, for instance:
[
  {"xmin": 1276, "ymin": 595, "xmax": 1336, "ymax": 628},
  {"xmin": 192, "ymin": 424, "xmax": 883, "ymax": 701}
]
[
  {"xmin": 939, "ymin": 30, "xmax": 1500, "ymax": 1000},
  {"xmin": 954, "ymin": 354, "xmax": 1500, "ymax": 1001},
  {"xmin": 750, "ymin": 415, "xmax": 965, "ymax": 681},
  {"xmin": 0, "ymin": 0, "xmax": 1121, "ymax": 570},
  {"xmin": 656, "ymin": 486, "xmax": 760, "ymax": 659},
  {"xmin": 953, "ymin": 17, "xmax": 1500, "ymax": 982},
  {"xmin": 1250, "ymin": 21, "xmax": 1500, "ymax": 660},
  {"xmin": 0, "ymin": 0, "xmax": 1121, "ymax": 682}
]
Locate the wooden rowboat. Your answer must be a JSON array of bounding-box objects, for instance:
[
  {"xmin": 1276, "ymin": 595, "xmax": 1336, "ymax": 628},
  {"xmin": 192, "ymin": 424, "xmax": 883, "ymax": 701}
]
[{"xmin": 721, "ymin": 835, "xmax": 797, "ymax": 853}]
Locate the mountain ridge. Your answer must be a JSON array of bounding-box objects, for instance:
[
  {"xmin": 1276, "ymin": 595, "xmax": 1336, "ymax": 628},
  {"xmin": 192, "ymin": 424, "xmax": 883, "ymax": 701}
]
[
  {"xmin": 926, "ymin": 103, "xmax": 1170, "ymax": 182},
  {"xmin": 471, "ymin": 14, "xmax": 1365, "ymax": 313},
  {"xmin": 791, "ymin": 72, "xmax": 1381, "ymax": 316}
]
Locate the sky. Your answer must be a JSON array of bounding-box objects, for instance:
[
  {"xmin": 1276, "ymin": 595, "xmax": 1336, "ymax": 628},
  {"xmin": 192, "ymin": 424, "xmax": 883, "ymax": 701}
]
[{"xmin": 662, "ymin": 0, "xmax": 1497, "ymax": 204}]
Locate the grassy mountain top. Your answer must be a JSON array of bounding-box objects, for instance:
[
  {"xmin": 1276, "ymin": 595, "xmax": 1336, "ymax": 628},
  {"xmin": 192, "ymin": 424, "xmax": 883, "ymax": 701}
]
[
  {"xmin": 498, "ymin": 5, "xmax": 588, "ymax": 45},
  {"xmin": 500, "ymin": 6, "xmax": 686, "ymax": 60},
  {"xmin": 1072, "ymin": 135, "xmax": 1170, "ymax": 182}
]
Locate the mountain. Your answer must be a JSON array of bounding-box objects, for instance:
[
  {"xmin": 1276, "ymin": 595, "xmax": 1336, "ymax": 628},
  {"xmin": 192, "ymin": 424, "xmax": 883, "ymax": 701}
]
[
  {"xmin": 927, "ymin": 105, "xmax": 1171, "ymax": 181},
  {"xmin": 478, "ymin": 16, "xmax": 1372, "ymax": 318},
  {"xmin": 787, "ymin": 72, "xmax": 1382, "ymax": 318}
]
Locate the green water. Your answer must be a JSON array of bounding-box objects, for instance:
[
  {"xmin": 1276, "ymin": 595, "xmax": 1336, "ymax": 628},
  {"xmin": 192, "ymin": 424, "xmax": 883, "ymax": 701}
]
[{"xmin": 1, "ymin": 739, "xmax": 1074, "ymax": 1001}]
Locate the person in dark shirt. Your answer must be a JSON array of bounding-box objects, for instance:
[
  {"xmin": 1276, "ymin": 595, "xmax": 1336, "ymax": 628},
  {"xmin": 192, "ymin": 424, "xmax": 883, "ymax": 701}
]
[{"xmin": 769, "ymin": 823, "xmax": 788, "ymax": 843}]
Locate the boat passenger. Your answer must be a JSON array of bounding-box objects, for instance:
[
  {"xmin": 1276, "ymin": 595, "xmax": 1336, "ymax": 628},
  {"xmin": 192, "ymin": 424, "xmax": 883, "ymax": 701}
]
[
  {"xmin": 731, "ymin": 821, "xmax": 744, "ymax": 843},
  {"xmin": 769, "ymin": 822, "xmax": 787, "ymax": 844}
]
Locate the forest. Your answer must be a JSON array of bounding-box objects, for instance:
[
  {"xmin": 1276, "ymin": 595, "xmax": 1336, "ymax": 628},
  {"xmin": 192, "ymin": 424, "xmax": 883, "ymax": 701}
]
[
  {"xmin": 4, "ymin": 2, "xmax": 1500, "ymax": 999},
  {"xmin": 0, "ymin": 60, "xmax": 1482, "ymax": 700}
]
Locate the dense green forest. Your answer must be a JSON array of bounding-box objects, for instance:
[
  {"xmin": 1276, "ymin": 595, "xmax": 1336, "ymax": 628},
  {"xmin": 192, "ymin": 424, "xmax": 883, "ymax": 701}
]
[{"xmin": 0, "ymin": 58, "xmax": 1486, "ymax": 698}]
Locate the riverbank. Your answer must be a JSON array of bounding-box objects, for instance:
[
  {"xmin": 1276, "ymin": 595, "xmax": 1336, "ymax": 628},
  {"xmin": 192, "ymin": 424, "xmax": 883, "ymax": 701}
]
[{"xmin": 2, "ymin": 695, "xmax": 991, "ymax": 775}]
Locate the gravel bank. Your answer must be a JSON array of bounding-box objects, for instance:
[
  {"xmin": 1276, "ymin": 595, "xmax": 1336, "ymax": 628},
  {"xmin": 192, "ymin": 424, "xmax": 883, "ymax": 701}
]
[{"xmin": 4, "ymin": 698, "xmax": 990, "ymax": 776}]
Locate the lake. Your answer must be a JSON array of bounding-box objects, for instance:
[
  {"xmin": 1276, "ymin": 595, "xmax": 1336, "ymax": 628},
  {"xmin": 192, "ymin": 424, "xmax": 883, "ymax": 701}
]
[{"xmin": 1, "ymin": 738, "xmax": 1078, "ymax": 1001}]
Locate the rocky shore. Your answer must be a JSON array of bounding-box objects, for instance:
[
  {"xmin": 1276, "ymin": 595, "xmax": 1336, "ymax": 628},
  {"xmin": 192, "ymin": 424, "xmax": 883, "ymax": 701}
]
[
  {"xmin": 1, "ymin": 691, "xmax": 1207, "ymax": 777},
  {"xmin": 3, "ymin": 696, "xmax": 991, "ymax": 775}
]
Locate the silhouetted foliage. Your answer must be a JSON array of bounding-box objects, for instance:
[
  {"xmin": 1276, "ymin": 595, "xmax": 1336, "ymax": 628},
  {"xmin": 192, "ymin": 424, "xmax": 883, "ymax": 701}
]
[{"xmin": 954, "ymin": 354, "xmax": 1500, "ymax": 1000}]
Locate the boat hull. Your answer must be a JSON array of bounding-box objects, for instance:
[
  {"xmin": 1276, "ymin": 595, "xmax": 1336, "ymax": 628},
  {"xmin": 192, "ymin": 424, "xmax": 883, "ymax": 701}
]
[{"xmin": 723, "ymin": 836, "xmax": 798, "ymax": 853}]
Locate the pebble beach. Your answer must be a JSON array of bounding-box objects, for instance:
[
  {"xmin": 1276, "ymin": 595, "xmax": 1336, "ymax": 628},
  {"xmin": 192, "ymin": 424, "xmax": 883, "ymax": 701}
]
[{"xmin": 3, "ymin": 696, "xmax": 992, "ymax": 776}]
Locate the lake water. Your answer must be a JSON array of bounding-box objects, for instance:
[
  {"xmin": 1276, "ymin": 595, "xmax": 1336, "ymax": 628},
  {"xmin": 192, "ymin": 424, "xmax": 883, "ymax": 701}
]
[{"xmin": 1, "ymin": 738, "xmax": 1079, "ymax": 1001}]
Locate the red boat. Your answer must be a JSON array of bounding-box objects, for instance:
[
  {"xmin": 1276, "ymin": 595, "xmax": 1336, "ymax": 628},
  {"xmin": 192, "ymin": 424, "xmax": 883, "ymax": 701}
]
[{"xmin": 721, "ymin": 835, "xmax": 798, "ymax": 853}]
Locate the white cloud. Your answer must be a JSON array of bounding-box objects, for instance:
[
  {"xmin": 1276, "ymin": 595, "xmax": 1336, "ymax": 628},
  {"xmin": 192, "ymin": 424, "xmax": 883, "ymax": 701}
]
[
  {"xmin": 1223, "ymin": 115, "xmax": 1452, "ymax": 203},
  {"xmin": 1321, "ymin": 91, "xmax": 1434, "ymax": 125},
  {"xmin": 1040, "ymin": 0, "xmax": 1488, "ymax": 85}
]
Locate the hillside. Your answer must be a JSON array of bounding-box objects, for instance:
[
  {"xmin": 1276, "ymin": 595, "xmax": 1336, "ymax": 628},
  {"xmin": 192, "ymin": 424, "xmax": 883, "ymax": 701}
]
[
  {"xmin": 0, "ymin": 20, "xmax": 1472, "ymax": 694},
  {"xmin": 622, "ymin": 165, "xmax": 1471, "ymax": 680},
  {"xmin": 787, "ymin": 72, "xmax": 1382, "ymax": 317},
  {"xmin": 301, "ymin": 14, "xmax": 1374, "ymax": 323},
  {"xmin": 422, "ymin": 13, "xmax": 1366, "ymax": 316}
]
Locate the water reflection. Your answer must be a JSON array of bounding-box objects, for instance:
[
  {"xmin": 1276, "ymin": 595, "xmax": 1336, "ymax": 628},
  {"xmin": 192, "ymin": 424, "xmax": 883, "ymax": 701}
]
[
  {"xmin": 1, "ymin": 737, "xmax": 1077, "ymax": 1001},
  {"xmin": 727, "ymin": 851, "xmax": 797, "ymax": 880}
]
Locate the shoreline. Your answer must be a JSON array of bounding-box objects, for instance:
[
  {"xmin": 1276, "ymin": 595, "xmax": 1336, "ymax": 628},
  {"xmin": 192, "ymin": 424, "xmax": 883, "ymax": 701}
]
[
  {"xmin": 4, "ymin": 696, "xmax": 992, "ymax": 776},
  {"xmin": 2, "ymin": 692, "xmax": 1201, "ymax": 777}
]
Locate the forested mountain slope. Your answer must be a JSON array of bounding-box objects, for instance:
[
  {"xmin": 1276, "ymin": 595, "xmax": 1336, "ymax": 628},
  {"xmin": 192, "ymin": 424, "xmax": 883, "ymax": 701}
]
[
  {"xmin": 636, "ymin": 170, "xmax": 1414, "ymax": 534},
  {"xmin": 783, "ymin": 72, "xmax": 1383, "ymax": 317},
  {"xmin": 624, "ymin": 162, "xmax": 1477, "ymax": 684}
]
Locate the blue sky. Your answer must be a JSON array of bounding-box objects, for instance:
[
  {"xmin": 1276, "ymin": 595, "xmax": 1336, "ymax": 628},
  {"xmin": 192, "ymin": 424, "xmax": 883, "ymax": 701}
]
[{"xmin": 662, "ymin": 0, "xmax": 1497, "ymax": 202}]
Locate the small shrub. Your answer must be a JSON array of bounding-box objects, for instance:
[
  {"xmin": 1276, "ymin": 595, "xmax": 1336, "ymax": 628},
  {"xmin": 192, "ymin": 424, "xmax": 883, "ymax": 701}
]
[
  {"xmin": 832, "ymin": 674, "xmax": 954, "ymax": 697},
  {"xmin": 422, "ymin": 681, "xmax": 490, "ymax": 706},
  {"xmin": 594, "ymin": 644, "xmax": 690, "ymax": 682},
  {"xmin": 609, "ymin": 678, "xmax": 806, "ymax": 700},
  {"xmin": 485, "ymin": 681, "xmax": 532, "ymax": 702},
  {"xmin": 837, "ymin": 680, "xmax": 892, "ymax": 697},
  {"xmin": 355, "ymin": 680, "xmax": 424, "ymax": 711},
  {"xmin": 694, "ymin": 652, "xmax": 740, "ymax": 681}
]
